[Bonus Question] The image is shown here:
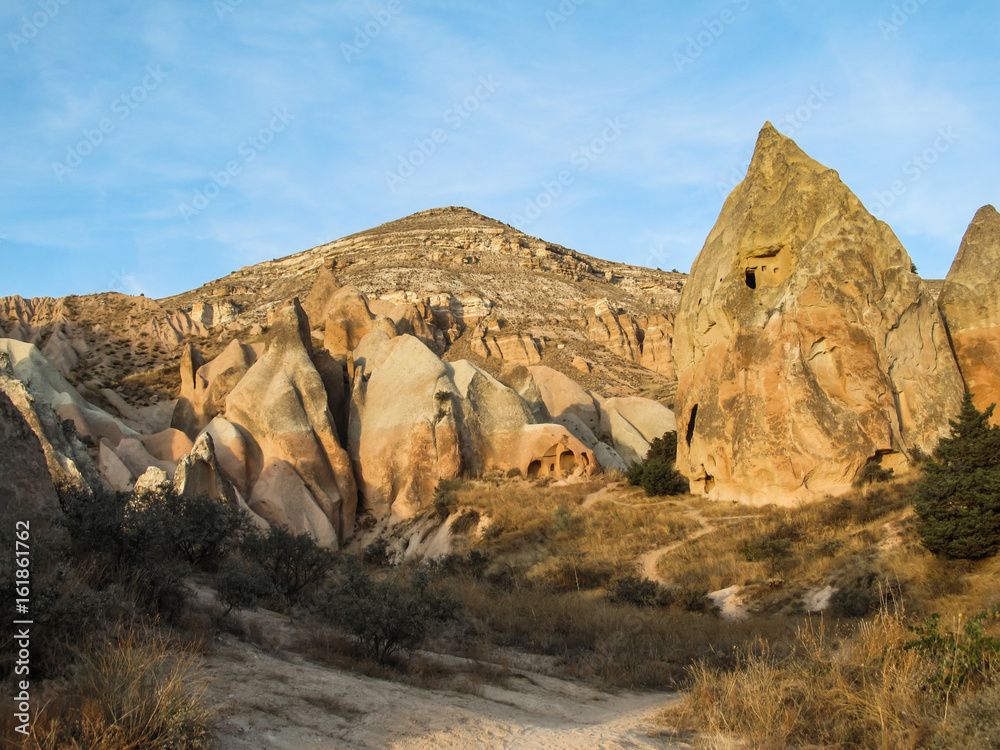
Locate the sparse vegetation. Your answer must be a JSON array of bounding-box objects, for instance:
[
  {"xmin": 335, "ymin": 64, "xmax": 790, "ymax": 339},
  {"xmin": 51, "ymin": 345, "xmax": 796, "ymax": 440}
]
[{"xmin": 329, "ymin": 560, "xmax": 460, "ymax": 664}]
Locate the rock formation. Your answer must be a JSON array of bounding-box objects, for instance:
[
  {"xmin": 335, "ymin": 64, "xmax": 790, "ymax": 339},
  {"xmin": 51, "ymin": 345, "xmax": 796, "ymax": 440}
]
[
  {"xmin": 0, "ymin": 389, "xmax": 60, "ymax": 516},
  {"xmin": 225, "ymin": 300, "xmax": 357, "ymax": 545},
  {"xmin": 673, "ymin": 123, "xmax": 964, "ymax": 504},
  {"xmin": 939, "ymin": 205, "xmax": 1000, "ymax": 424},
  {"xmin": 171, "ymin": 339, "xmax": 260, "ymax": 438},
  {"xmin": 350, "ymin": 332, "xmax": 599, "ymax": 524}
]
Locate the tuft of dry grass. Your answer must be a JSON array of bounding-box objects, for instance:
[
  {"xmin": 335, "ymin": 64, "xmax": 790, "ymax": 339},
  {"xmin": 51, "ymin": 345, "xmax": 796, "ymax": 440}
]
[
  {"xmin": 669, "ymin": 612, "xmax": 936, "ymax": 749},
  {"xmin": 3, "ymin": 625, "xmax": 213, "ymax": 750}
]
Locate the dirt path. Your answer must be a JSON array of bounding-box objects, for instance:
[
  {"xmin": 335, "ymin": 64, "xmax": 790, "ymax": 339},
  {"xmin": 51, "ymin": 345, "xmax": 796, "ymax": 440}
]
[
  {"xmin": 206, "ymin": 635, "xmax": 688, "ymax": 749},
  {"xmin": 638, "ymin": 508, "xmax": 716, "ymax": 584}
]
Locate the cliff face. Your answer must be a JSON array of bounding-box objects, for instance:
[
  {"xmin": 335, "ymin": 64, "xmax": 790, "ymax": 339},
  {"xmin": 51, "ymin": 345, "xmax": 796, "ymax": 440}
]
[
  {"xmin": 673, "ymin": 123, "xmax": 963, "ymax": 505},
  {"xmin": 939, "ymin": 205, "xmax": 1000, "ymax": 424}
]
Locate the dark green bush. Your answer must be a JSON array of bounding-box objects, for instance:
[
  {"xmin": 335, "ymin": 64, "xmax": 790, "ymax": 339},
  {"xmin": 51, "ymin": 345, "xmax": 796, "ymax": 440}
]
[
  {"xmin": 331, "ymin": 560, "xmax": 460, "ymax": 663},
  {"xmin": 914, "ymin": 392, "xmax": 1000, "ymax": 560},
  {"xmin": 626, "ymin": 432, "xmax": 688, "ymax": 497},
  {"xmin": 607, "ymin": 575, "xmax": 664, "ymax": 607},
  {"xmin": 854, "ymin": 460, "xmax": 894, "ymax": 487},
  {"xmin": 241, "ymin": 525, "xmax": 336, "ymax": 601},
  {"xmin": 216, "ymin": 557, "xmax": 276, "ymax": 618}
]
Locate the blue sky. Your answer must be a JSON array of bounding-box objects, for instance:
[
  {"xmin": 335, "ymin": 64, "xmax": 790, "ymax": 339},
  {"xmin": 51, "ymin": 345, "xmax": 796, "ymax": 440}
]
[{"xmin": 1, "ymin": 0, "xmax": 997, "ymax": 299}]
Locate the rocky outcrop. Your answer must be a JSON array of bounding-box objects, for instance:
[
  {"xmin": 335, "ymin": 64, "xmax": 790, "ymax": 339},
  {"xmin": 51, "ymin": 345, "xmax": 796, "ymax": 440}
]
[
  {"xmin": 0, "ymin": 388, "xmax": 60, "ymax": 515},
  {"xmin": 939, "ymin": 205, "xmax": 1000, "ymax": 424},
  {"xmin": 597, "ymin": 397, "xmax": 677, "ymax": 465},
  {"xmin": 638, "ymin": 315, "xmax": 676, "ymax": 379},
  {"xmin": 226, "ymin": 300, "xmax": 357, "ymax": 545},
  {"xmin": 586, "ymin": 300, "xmax": 641, "ymax": 362},
  {"xmin": 0, "ymin": 338, "xmax": 135, "ymax": 449},
  {"xmin": 322, "ymin": 286, "xmax": 396, "ymax": 361},
  {"xmin": 471, "ymin": 333, "xmax": 543, "ymax": 366},
  {"xmin": 528, "ymin": 366, "xmax": 600, "ymax": 434},
  {"xmin": 350, "ymin": 333, "xmax": 598, "ymax": 524},
  {"xmin": 673, "ymin": 123, "xmax": 963, "ymax": 504},
  {"xmin": 171, "ymin": 339, "xmax": 260, "ymax": 438}
]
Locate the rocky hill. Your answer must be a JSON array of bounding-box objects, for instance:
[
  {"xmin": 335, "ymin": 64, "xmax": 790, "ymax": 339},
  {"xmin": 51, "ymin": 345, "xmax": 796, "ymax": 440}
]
[
  {"xmin": 0, "ymin": 209, "xmax": 688, "ymax": 545},
  {"xmin": 1, "ymin": 207, "xmax": 687, "ymax": 408}
]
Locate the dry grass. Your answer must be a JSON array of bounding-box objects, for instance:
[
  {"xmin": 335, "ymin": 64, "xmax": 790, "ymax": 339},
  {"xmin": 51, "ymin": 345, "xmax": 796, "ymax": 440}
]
[
  {"xmin": 670, "ymin": 613, "xmax": 934, "ymax": 748},
  {"xmin": 3, "ymin": 626, "xmax": 213, "ymax": 750},
  {"xmin": 454, "ymin": 479, "xmax": 698, "ymax": 586},
  {"xmin": 452, "ymin": 579, "xmax": 801, "ymax": 689}
]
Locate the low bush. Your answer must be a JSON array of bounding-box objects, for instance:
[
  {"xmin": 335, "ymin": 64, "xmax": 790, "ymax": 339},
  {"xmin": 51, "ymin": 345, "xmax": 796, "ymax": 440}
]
[
  {"xmin": 626, "ymin": 432, "xmax": 688, "ymax": 497},
  {"xmin": 330, "ymin": 561, "xmax": 460, "ymax": 664},
  {"xmin": 240, "ymin": 525, "xmax": 336, "ymax": 602}
]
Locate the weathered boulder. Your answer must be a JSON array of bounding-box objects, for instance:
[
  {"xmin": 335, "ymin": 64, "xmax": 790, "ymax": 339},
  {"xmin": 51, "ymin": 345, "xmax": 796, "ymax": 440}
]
[
  {"xmin": 226, "ymin": 299, "xmax": 357, "ymax": 544},
  {"xmin": 598, "ymin": 397, "xmax": 677, "ymax": 465},
  {"xmin": 301, "ymin": 265, "xmax": 343, "ymax": 325},
  {"xmin": 249, "ymin": 460, "xmax": 338, "ymax": 547},
  {"xmin": 323, "ymin": 286, "xmax": 390, "ymax": 360},
  {"xmin": 141, "ymin": 428, "xmax": 195, "ymax": 463},
  {"xmin": 939, "ymin": 205, "xmax": 1000, "ymax": 425},
  {"xmin": 527, "ymin": 366, "xmax": 600, "ymax": 434},
  {"xmin": 99, "ymin": 440, "xmax": 133, "ymax": 492},
  {"xmin": 350, "ymin": 332, "xmax": 462, "ymax": 522},
  {"xmin": 197, "ymin": 417, "xmax": 250, "ymax": 495},
  {"xmin": 673, "ymin": 123, "xmax": 963, "ymax": 504}
]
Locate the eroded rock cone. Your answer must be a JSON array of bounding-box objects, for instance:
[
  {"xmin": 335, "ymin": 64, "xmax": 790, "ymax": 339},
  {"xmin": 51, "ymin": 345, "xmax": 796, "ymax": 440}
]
[
  {"xmin": 225, "ymin": 299, "xmax": 357, "ymax": 546},
  {"xmin": 939, "ymin": 205, "xmax": 1000, "ymax": 425},
  {"xmin": 673, "ymin": 123, "xmax": 963, "ymax": 504}
]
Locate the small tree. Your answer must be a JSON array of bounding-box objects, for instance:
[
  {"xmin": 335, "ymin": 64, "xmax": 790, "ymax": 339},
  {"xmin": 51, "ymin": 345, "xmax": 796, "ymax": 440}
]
[
  {"xmin": 626, "ymin": 431, "xmax": 689, "ymax": 497},
  {"xmin": 914, "ymin": 391, "xmax": 1000, "ymax": 560},
  {"xmin": 332, "ymin": 561, "xmax": 460, "ymax": 664},
  {"xmin": 241, "ymin": 525, "xmax": 336, "ymax": 601}
]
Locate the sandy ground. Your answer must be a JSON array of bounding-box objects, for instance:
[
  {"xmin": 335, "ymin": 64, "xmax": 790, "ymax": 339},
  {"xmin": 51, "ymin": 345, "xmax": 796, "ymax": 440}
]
[{"xmin": 205, "ymin": 634, "xmax": 689, "ymax": 750}]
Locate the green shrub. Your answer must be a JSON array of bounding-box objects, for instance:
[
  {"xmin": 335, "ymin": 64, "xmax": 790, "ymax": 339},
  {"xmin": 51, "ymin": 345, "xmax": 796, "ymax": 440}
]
[
  {"xmin": 216, "ymin": 557, "xmax": 276, "ymax": 618},
  {"xmin": 626, "ymin": 432, "xmax": 688, "ymax": 497},
  {"xmin": 241, "ymin": 525, "xmax": 336, "ymax": 601},
  {"xmin": 331, "ymin": 561, "xmax": 460, "ymax": 664},
  {"xmin": 607, "ymin": 575, "xmax": 664, "ymax": 607},
  {"xmin": 907, "ymin": 608, "xmax": 1000, "ymax": 696},
  {"xmin": 914, "ymin": 391, "xmax": 1000, "ymax": 560},
  {"xmin": 854, "ymin": 460, "xmax": 895, "ymax": 487}
]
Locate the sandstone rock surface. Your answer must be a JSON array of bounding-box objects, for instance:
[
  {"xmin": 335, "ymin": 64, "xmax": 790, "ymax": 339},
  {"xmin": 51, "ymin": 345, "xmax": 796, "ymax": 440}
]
[
  {"xmin": 226, "ymin": 300, "xmax": 357, "ymax": 544},
  {"xmin": 939, "ymin": 205, "xmax": 1000, "ymax": 424},
  {"xmin": 0, "ymin": 389, "xmax": 60, "ymax": 515},
  {"xmin": 673, "ymin": 123, "xmax": 963, "ymax": 504}
]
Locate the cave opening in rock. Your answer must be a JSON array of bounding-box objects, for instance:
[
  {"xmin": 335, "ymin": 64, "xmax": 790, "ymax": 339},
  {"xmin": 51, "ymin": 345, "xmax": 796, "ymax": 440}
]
[
  {"xmin": 745, "ymin": 269, "xmax": 757, "ymax": 289},
  {"xmin": 527, "ymin": 460, "xmax": 541, "ymax": 479},
  {"xmin": 686, "ymin": 405, "xmax": 698, "ymax": 447}
]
